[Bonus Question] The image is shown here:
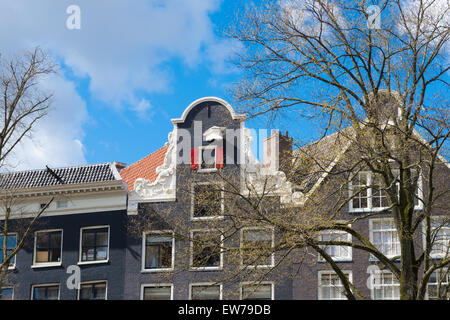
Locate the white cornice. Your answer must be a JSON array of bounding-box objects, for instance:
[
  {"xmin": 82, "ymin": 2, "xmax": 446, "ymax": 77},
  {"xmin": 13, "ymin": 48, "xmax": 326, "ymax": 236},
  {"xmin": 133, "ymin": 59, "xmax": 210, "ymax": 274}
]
[{"xmin": 0, "ymin": 180, "xmax": 125, "ymax": 199}]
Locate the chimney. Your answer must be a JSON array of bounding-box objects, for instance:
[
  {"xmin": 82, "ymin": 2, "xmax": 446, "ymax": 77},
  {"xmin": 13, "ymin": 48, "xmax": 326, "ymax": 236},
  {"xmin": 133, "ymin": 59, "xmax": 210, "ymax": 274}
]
[{"xmin": 263, "ymin": 130, "xmax": 292, "ymax": 174}]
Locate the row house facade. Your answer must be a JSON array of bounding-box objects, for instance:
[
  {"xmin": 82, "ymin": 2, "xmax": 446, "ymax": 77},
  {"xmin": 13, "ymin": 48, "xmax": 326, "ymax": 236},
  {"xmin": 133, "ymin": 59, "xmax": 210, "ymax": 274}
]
[{"xmin": 0, "ymin": 97, "xmax": 448, "ymax": 300}]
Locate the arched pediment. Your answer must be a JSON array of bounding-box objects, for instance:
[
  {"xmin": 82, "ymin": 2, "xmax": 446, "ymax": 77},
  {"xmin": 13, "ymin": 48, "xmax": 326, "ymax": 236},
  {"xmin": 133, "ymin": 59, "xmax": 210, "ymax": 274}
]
[{"xmin": 171, "ymin": 96, "xmax": 246, "ymax": 124}]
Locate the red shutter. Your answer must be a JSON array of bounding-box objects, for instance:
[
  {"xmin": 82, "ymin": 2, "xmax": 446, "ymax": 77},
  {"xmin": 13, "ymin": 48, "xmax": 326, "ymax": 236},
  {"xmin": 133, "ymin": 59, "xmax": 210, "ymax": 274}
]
[
  {"xmin": 216, "ymin": 147, "xmax": 224, "ymax": 169},
  {"xmin": 191, "ymin": 148, "xmax": 199, "ymax": 170}
]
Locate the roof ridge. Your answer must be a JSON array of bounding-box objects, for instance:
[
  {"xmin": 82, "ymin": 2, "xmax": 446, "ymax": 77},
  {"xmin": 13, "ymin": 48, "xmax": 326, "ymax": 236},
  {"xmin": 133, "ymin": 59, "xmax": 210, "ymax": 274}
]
[{"xmin": 0, "ymin": 162, "xmax": 116, "ymax": 176}]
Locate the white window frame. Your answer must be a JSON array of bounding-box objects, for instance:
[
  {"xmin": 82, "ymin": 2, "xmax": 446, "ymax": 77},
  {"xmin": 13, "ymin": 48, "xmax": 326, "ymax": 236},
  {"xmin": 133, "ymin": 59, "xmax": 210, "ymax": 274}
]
[
  {"xmin": 78, "ymin": 225, "xmax": 110, "ymax": 265},
  {"xmin": 77, "ymin": 280, "xmax": 108, "ymax": 300},
  {"xmin": 31, "ymin": 283, "xmax": 60, "ymax": 300},
  {"xmin": 0, "ymin": 232, "xmax": 18, "ymax": 269},
  {"xmin": 425, "ymin": 268, "xmax": 449, "ymax": 300},
  {"xmin": 349, "ymin": 171, "xmax": 423, "ymax": 212},
  {"xmin": 370, "ymin": 270, "xmax": 400, "ymax": 300},
  {"xmin": 141, "ymin": 230, "xmax": 175, "ymax": 273},
  {"xmin": 141, "ymin": 283, "xmax": 174, "ymax": 300},
  {"xmin": 318, "ymin": 270, "xmax": 353, "ymax": 300},
  {"xmin": 240, "ymin": 281, "xmax": 274, "ymax": 300},
  {"xmin": 190, "ymin": 229, "xmax": 224, "ymax": 271},
  {"xmin": 198, "ymin": 145, "xmax": 218, "ymax": 173},
  {"xmin": 32, "ymin": 229, "xmax": 63, "ymax": 268},
  {"xmin": 369, "ymin": 218, "xmax": 400, "ymax": 260},
  {"xmin": 190, "ymin": 182, "xmax": 224, "ymax": 221},
  {"xmin": 318, "ymin": 228, "xmax": 352, "ymax": 262},
  {"xmin": 0, "ymin": 287, "xmax": 14, "ymax": 300},
  {"xmin": 240, "ymin": 227, "xmax": 275, "ymax": 268},
  {"xmin": 426, "ymin": 216, "xmax": 450, "ymax": 260},
  {"xmin": 189, "ymin": 282, "xmax": 223, "ymax": 300}
]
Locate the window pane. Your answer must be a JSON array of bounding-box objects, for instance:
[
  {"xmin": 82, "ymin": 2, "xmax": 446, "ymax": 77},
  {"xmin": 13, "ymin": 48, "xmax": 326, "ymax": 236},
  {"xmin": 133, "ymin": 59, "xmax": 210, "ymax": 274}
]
[
  {"xmin": 145, "ymin": 234, "xmax": 173, "ymax": 269},
  {"xmin": 33, "ymin": 286, "xmax": 59, "ymax": 300},
  {"xmin": 35, "ymin": 231, "xmax": 62, "ymax": 263},
  {"xmin": 193, "ymin": 185, "xmax": 222, "ymax": 217},
  {"xmin": 81, "ymin": 228, "xmax": 109, "ymax": 262},
  {"xmin": 191, "ymin": 285, "xmax": 221, "ymax": 300},
  {"xmin": 0, "ymin": 288, "xmax": 13, "ymax": 300},
  {"xmin": 80, "ymin": 282, "xmax": 106, "ymax": 300},
  {"xmin": 143, "ymin": 286, "xmax": 172, "ymax": 300},
  {"xmin": 192, "ymin": 232, "xmax": 221, "ymax": 268},
  {"xmin": 242, "ymin": 284, "xmax": 272, "ymax": 300}
]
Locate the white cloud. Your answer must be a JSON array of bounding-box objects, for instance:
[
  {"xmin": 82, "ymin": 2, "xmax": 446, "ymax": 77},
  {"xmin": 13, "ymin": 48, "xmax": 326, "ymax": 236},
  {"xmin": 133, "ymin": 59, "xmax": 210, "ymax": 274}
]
[
  {"xmin": 6, "ymin": 74, "xmax": 88, "ymax": 171},
  {"xmin": 0, "ymin": 0, "xmax": 234, "ymax": 170}
]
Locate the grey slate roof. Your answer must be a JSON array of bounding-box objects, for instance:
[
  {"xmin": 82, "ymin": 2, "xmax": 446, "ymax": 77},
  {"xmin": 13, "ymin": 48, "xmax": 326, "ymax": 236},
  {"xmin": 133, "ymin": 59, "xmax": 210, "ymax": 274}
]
[{"xmin": 0, "ymin": 163, "xmax": 120, "ymax": 190}]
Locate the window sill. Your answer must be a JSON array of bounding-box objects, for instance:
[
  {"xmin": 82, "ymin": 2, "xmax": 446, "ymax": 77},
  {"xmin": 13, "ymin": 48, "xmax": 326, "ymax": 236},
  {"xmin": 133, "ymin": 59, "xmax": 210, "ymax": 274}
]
[
  {"xmin": 240, "ymin": 265, "xmax": 275, "ymax": 269},
  {"xmin": 77, "ymin": 260, "xmax": 109, "ymax": 266},
  {"xmin": 197, "ymin": 168, "xmax": 218, "ymax": 173},
  {"xmin": 189, "ymin": 267, "xmax": 222, "ymax": 272},
  {"xmin": 318, "ymin": 259, "xmax": 353, "ymax": 263},
  {"xmin": 191, "ymin": 216, "xmax": 225, "ymax": 221},
  {"xmin": 141, "ymin": 268, "xmax": 174, "ymax": 273},
  {"xmin": 31, "ymin": 262, "xmax": 62, "ymax": 268}
]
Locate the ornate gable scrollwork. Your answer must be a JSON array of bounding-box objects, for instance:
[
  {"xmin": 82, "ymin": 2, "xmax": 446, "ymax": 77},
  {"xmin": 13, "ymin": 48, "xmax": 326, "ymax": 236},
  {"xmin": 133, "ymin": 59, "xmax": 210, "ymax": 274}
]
[
  {"xmin": 240, "ymin": 127, "xmax": 304, "ymax": 205},
  {"xmin": 133, "ymin": 129, "xmax": 177, "ymax": 201}
]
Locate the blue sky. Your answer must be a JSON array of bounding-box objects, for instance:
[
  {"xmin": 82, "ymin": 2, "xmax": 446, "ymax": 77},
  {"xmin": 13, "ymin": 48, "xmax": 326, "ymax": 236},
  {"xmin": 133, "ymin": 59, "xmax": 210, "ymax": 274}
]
[
  {"xmin": 2, "ymin": 1, "xmax": 446, "ymax": 170},
  {"xmin": 1, "ymin": 0, "xmax": 271, "ymax": 170}
]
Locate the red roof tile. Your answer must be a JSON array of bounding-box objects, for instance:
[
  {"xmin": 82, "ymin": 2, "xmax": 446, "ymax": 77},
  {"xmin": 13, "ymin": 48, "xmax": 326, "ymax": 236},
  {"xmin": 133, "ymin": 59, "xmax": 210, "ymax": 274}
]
[{"xmin": 120, "ymin": 145, "xmax": 168, "ymax": 190}]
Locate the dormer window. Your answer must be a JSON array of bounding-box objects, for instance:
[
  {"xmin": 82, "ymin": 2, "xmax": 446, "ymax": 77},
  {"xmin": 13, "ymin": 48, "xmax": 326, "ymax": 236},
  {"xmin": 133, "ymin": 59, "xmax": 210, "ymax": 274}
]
[{"xmin": 191, "ymin": 146, "xmax": 224, "ymax": 171}]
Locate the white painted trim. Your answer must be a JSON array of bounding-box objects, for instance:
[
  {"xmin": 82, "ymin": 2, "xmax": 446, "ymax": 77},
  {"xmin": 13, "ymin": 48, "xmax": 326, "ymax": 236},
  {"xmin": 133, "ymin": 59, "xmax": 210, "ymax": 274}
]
[
  {"xmin": 239, "ymin": 281, "xmax": 275, "ymax": 300},
  {"xmin": 32, "ymin": 229, "xmax": 63, "ymax": 268},
  {"xmin": 141, "ymin": 230, "xmax": 175, "ymax": 273},
  {"xmin": 369, "ymin": 218, "xmax": 400, "ymax": 260},
  {"xmin": 240, "ymin": 227, "xmax": 275, "ymax": 269},
  {"xmin": 30, "ymin": 283, "xmax": 60, "ymax": 300},
  {"xmin": 189, "ymin": 229, "xmax": 224, "ymax": 271},
  {"xmin": 197, "ymin": 145, "xmax": 218, "ymax": 173},
  {"xmin": 317, "ymin": 225, "xmax": 353, "ymax": 262},
  {"xmin": 424, "ymin": 215, "xmax": 450, "ymax": 260},
  {"xmin": 140, "ymin": 283, "xmax": 174, "ymax": 300},
  {"xmin": 171, "ymin": 97, "xmax": 246, "ymax": 124},
  {"xmin": 317, "ymin": 270, "xmax": 353, "ymax": 300},
  {"xmin": 369, "ymin": 269, "xmax": 400, "ymax": 300},
  {"xmin": 189, "ymin": 282, "xmax": 223, "ymax": 300},
  {"xmin": 78, "ymin": 225, "xmax": 110, "ymax": 264}
]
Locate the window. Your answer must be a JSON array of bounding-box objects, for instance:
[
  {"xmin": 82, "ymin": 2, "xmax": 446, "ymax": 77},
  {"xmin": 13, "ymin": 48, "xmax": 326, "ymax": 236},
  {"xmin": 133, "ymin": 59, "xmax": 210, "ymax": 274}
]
[
  {"xmin": 191, "ymin": 146, "xmax": 224, "ymax": 171},
  {"xmin": 192, "ymin": 184, "xmax": 223, "ymax": 219},
  {"xmin": 190, "ymin": 284, "xmax": 221, "ymax": 300},
  {"xmin": 142, "ymin": 285, "xmax": 173, "ymax": 300},
  {"xmin": 318, "ymin": 230, "xmax": 352, "ymax": 261},
  {"xmin": 0, "ymin": 288, "xmax": 13, "ymax": 300},
  {"xmin": 241, "ymin": 283, "xmax": 273, "ymax": 300},
  {"xmin": 0, "ymin": 234, "xmax": 17, "ymax": 268},
  {"xmin": 191, "ymin": 231, "xmax": 222, "ymax": 270},
  {"xmin": 143, "ymin": 232, "xmax": 174, "ymax": 271},
  {"xmin": 427, "ymin": 269, "xmax": 449, "ymax": 300},
  {"xmin": 80, "ymin": 226, "xmax": 109, "ymax": 263},
  {"xmin": 371, "ymin": 271, "xmax": 400, "ymax": 300},
  {"xmin": 318, "ymin": 271, "xmax": 352, "ymax": 300},
  {"xmin": 370, "ymin": 219, "xmax": 400, "ymax": 258},
  {"xmin": 57, "ymin": 201, "xmax": 68, "ymax": 208},
  {"xmin": 78, "ymin": 281, "xmax": 107, "ymax": 300},
  {"xmin": 349, "ymin": 171, "xmax": 422, "ymax": 212},
  {"xmin": 350, "ymin": 172, "xmax": 369, "ymax": 210},
  {"xmin": 241, "ymin": 228, "xmax": 274, "ymax": 267},
  {"xmin": 33, "ymin": 230, "xmax": 62, "ymax": 266},
  {"xmin": 32, "ymin": 284, "xmax": 60, "ymax": 300},
  {"xmin": 430, "ymin": 217, "xmax": 450, "ymax": 259}
]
